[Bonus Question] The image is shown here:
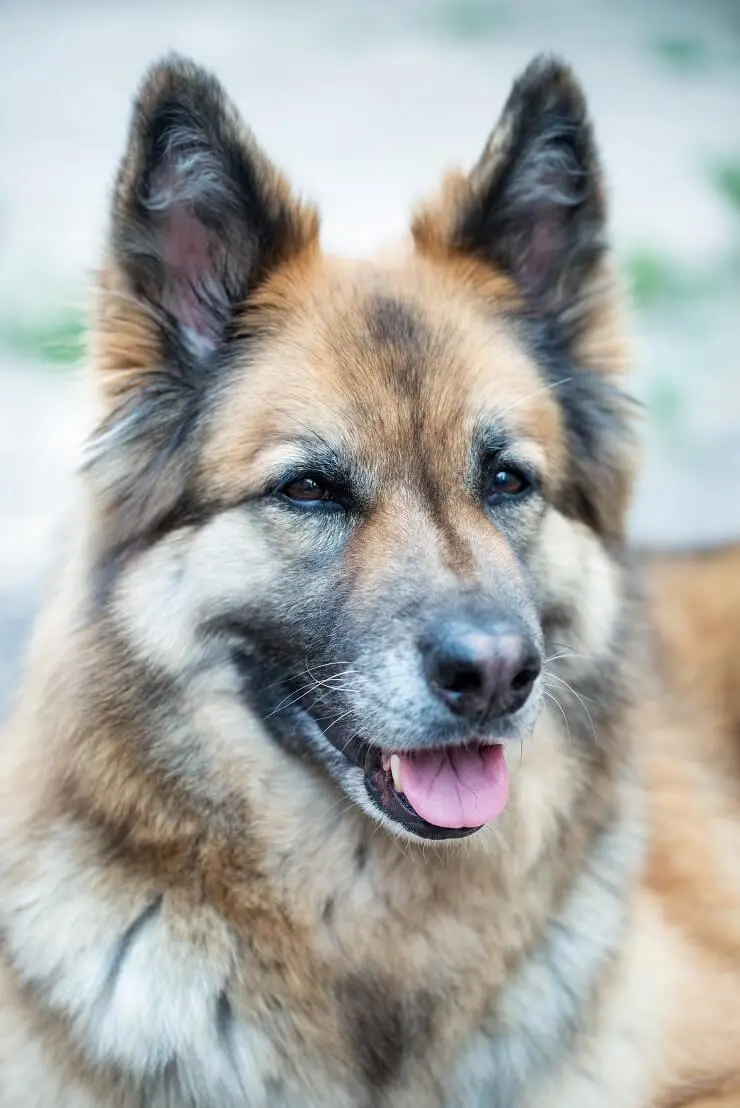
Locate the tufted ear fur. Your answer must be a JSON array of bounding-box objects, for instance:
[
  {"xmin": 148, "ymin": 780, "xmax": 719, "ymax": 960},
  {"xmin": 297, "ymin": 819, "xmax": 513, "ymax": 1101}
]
[
  {"xmin": 412, "ymin": 54, "xmax": 609, "ymax": 333},
  {"xmin": 86, "ymin": 54, "xmax": 318, "ymax": 559}
]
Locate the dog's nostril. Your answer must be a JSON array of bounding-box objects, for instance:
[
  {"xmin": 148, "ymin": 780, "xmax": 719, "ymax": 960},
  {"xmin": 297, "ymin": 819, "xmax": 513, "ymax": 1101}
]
[
  {"xmin": 511, "ymin": 662, "xmax": 540, "ymax": 692},
  {"xmin": 437, "ymin": 661, "xmax": 484, "ymax": 696}
]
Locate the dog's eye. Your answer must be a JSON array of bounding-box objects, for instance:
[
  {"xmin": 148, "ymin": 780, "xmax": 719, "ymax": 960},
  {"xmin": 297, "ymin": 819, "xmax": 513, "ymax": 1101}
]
[
  {"xmin": 280, "ymin": 475, "xmax": 336, "ymax": 504},
  {"xmin": 483, "ymin": 465, "xmax": 531, "ymax": 504}
]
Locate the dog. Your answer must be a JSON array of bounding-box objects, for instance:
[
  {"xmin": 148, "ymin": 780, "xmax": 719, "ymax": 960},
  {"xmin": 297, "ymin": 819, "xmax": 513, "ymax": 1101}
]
[{"xmin": 1, "ymin": 51, "xmax": 739, "ymax": 1107}]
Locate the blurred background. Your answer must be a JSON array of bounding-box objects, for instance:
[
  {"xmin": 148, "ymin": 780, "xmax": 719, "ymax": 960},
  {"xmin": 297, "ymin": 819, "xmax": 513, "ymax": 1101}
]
[{"xmin": 1, "ymin": 0, "xmax": 739, "ymax": 711}]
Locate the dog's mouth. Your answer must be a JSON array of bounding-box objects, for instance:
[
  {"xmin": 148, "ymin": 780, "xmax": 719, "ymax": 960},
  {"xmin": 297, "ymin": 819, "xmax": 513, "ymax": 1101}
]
[
  {"xmin": 233, "ymin": 649, "xmax": 511, "ymax": 841},
  {"xmin": 363, "ymin": 742, "xmax": 509, "ymax": 840},
  {"xmin": 327, "ymin": 729, "xmax": 509, "ymax": 841}
]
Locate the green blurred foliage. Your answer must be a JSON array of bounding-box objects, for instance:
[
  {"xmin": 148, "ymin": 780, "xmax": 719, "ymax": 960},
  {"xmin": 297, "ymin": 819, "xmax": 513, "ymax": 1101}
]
[
  {"xmin": 419, "ymin": 0, "xmax": 509, "ymax": 41},
  {"xmin": 710, "ymin": 159, "xmax": 740, "ymax": 216},
  {"xmin": 0, "ymin": 311, "xmax": 85, "ymax": 367},
  {"xmin": 650, "ymin": 34, "xmax": 711, "ymax": 72}
]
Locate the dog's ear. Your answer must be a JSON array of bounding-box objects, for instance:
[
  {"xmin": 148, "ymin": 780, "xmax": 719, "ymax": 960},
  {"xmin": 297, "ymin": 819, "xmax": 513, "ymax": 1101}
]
[
  {"xmin": 86, "ymin": 55, "xmax": 318, "ymax": 561},
  {"xmin": 101, "ymin": 53, "xmax": 317, "ymax": 381},
  {"xmin": 412, "ymin": 55, "xmax": 608, "ymax": 331}
]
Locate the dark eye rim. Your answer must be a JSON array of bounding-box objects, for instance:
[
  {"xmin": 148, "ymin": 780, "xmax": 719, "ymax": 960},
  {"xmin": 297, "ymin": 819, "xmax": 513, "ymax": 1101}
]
[
  {"xmin": 274, "ymin": 472, "xmax": 347, "ymax": 509},
  {"xmin": 481, "ymin": 459, "xmax": 537, "ymax": 507}
]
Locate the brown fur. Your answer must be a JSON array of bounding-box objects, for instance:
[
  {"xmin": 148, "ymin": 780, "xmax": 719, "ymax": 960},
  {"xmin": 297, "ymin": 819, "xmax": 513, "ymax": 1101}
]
[{"xmin": 0, "ymin": 52, "xmax": 739, "ymax": 1108}]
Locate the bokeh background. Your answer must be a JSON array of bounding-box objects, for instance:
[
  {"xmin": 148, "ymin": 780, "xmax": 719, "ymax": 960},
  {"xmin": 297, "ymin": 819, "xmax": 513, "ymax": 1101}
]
[{"xmin": 1, "ymin": 0, "xmax": 739, "ymax": 710}]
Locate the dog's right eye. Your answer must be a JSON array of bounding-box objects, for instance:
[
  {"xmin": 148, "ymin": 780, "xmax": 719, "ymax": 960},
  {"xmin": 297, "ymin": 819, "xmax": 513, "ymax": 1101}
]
[{"xmin": 279, "ymin": 475, "xmax": 338, "ymax": 505}]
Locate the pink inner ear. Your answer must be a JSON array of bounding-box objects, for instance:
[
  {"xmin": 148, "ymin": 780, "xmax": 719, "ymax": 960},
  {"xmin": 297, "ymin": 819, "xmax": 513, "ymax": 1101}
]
[
  {"xmin": 160, "ymin": 203, "xmax": 225, "ymax": 352},
  {"xmin": 522, "ymin": 215, "xmax": 561, "ymax": 292}
]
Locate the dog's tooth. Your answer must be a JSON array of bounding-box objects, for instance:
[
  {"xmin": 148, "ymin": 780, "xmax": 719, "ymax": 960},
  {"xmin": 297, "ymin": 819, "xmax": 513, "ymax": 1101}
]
[{"xmin": 390, "ymin": 754, "xmax": 402, "ymax": 793}]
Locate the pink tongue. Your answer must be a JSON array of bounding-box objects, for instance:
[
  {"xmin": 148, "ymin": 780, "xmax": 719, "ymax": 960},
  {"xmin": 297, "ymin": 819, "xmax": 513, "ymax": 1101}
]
[{"xmin": 398, "ymin": 745, "xmax": 509, "ymax": 829}]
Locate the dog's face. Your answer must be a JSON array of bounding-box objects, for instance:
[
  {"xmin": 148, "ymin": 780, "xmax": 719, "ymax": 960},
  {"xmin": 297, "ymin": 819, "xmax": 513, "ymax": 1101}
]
[{"xmin": 86, "ymin": 55, "xmax": 635, "ymax": 843}]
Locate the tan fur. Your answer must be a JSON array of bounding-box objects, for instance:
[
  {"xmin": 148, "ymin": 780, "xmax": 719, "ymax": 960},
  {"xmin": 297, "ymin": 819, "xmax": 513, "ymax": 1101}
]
[
  {"xmin": 1, "ymin": 53, "xmax": 739, "ymax": 1108},
  {"xmin": 645, "ymin": 545, "xmax": 740, "ymax": 752}
]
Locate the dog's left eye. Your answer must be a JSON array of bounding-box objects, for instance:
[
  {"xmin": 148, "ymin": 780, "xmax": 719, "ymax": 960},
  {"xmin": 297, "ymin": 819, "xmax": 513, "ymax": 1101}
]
[
  {"xmin": 483, "ymin": 464, "xmax": 531, "ymax": 504},
  {"xmin": 280, "ymin": 475, "xmax": 337, "ymax": 505}
]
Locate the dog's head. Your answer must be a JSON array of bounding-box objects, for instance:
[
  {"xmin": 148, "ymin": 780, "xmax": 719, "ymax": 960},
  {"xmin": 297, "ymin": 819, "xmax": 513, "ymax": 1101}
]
[{"xmin": 85, "ymin": 54, "xmax": 636, "ymax": 843}]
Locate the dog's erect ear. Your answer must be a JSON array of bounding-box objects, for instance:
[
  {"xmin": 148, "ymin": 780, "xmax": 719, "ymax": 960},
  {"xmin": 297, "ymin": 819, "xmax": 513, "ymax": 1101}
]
[
  {"xmin": 104, "ymin": 54, "xmax": 317, "ymax": 374},
  {"xmin": 86, "ymin": 56, "xmax": 317, "ymax": 564},
  {"xmin": 413, "ymin": 55, "xmax": 607, "ymax": 326}
]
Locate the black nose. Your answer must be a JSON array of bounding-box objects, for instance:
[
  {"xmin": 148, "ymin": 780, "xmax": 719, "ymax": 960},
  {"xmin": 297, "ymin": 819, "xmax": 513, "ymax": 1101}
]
[{"xmin": 422, "ymin": 622, "xmax": 542, "ymax": 720}]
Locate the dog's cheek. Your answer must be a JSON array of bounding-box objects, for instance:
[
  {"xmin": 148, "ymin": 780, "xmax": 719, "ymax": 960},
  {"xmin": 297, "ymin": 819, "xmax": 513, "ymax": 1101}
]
[
  {"xmin": 112, "ymin": 506, "xmax": 349, "ymax": 675},
  {"xmin": 527, "ymin": 508, "xmax": 621, "ymax": 665},
  {"xmin": 111, "ymin": 509, "xmax": 282, "ymax": 674}
]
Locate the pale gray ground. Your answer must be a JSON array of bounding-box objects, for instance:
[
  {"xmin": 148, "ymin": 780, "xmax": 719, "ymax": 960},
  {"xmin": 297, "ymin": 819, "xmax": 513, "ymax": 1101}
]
[{"xmin": 1, "ymin": 0, "xmax": 739, "ymax": 714}]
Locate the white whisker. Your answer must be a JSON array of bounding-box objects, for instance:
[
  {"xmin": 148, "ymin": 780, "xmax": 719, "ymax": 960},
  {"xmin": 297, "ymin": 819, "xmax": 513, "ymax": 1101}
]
[
  {"xmin": 544, "ymin": 689, "xmax": 572, "ymax": 748},
  {"xmin": 545, "ymin": 672, "xmax": 600, "ymax": 747},
  {"xmin": 497, "ymin": 375, "xmax": 573, "ymax": 418}
]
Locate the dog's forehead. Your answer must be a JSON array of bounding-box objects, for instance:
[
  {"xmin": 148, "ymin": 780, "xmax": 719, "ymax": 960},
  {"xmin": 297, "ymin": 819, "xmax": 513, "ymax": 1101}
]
[{"xmin": 203, "ymin": 255, "xmax": 564, "ymax": 491}]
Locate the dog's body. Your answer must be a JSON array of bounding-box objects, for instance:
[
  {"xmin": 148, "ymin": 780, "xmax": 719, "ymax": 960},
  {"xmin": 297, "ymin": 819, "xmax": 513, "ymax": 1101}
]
[{"xmin": 1, "ymin": 55, "xmax": 740, "ymax": 1107}]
